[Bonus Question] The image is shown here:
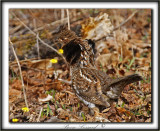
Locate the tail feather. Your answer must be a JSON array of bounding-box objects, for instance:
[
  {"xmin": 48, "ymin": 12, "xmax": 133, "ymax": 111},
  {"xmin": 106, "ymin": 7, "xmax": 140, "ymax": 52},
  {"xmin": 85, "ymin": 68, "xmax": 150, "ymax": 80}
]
[
  {"xmin": 110, "ymin": 74, "xmax": 143, "ymax": 87},
  {"xmin": 106, "ymin": 74, "xmax": 143, "ymax": 99}
]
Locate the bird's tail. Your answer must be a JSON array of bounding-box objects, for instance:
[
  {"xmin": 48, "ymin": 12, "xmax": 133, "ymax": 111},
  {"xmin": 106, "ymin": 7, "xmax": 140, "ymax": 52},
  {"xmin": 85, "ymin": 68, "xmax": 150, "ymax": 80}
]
[
  {"xmin": 110, "ymin": 74, "xmax": 143, "ymax": 86},
  {"xmin": 106, "ymin": 74, "xmax": 143, "ymax": 99}
]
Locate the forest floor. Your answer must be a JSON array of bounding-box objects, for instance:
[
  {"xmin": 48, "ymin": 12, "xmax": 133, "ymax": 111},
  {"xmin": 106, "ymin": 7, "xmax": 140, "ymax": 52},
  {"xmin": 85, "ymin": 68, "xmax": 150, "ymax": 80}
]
[{"xmin": 9, "ymin": 9, "xmax": 151, "ymax": 123}]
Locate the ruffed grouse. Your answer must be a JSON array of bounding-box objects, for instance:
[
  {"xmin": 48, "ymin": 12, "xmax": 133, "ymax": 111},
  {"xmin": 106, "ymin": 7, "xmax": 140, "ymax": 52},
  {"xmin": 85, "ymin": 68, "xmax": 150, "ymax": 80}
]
[{"xmin": 62, "ymin": 38, "xmax": 143, "ymax": 109}]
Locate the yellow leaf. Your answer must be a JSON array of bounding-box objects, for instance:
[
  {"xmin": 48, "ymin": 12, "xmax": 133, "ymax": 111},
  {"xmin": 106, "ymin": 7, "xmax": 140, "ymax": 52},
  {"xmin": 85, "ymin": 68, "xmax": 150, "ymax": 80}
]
[
  {"xmin": 22, "ymin": 107, "xmax": 29, "ymax": 112},
  {"xmin": 12, "ymin": 118, "xmax": 19, "ymax": 122},
  {"xmin": 50, "ymin": 59, "xmax": 58, "ymax": 64},
  {"xmin": 58, "ymin": 49, "xmax": 64, "ymax": 54}
]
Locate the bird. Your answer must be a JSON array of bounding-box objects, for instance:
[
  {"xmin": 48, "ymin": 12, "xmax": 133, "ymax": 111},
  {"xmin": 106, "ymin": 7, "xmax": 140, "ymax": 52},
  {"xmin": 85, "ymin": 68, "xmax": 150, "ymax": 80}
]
[{"xmin": 62, "ymin": 37, "xmax": 143, "ymax": 112}]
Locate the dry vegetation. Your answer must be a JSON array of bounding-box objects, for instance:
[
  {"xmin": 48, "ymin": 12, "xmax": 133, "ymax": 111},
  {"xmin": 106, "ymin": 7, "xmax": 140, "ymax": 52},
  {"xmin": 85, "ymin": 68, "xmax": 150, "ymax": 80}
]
[{"xmin": 9, "ymin": 9, "xmax": 151, "ymax": 123}]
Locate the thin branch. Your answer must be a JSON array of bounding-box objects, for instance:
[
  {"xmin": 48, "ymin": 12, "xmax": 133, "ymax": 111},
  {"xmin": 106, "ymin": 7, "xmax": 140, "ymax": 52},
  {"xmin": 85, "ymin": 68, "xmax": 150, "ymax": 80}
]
[
  {"xmin": 33, "ymin": 18, "xmax": 40, "ymax": 59},
  {"xmin": 61, "ymin": 9, "xmax": 65, "ymax": 24},
  {"xmin": 34, "ymin": 17, "xmax": 68, "ymax": 32},
  {"xmin": 66, "ymin": 9, "xmax": 70, "ymax": 30},
  {"xmin": 64, "ymin": 91, "xmax": 75, "ymax": 95},
  {"xmin": 9, "ymin": 38, "xmax": 28, "ymax": 108},
  {"xmin": 113, "ymin": 10, "xmax": 138, "ymax": 31},
  {"xmin": 37, "ymin": 107, "xmax": 43, "ymax": 122},
  {"xmin": 11, "ymin": 12, "xmax": 68, "ymax": 65},
  {"xmin": 9, "ymin": 24, "xmax": 23, "ymax": 35},
  {"xmin": 54, "ymin": 10, "xmax": 58, "ymax": 21},
  {"xmin": 58, "ymin": 78, "xmax": 72, "ymax": 85},
  {"xmin": 36, "ymin": 33, "xmax": 40, "ymax": 59}
]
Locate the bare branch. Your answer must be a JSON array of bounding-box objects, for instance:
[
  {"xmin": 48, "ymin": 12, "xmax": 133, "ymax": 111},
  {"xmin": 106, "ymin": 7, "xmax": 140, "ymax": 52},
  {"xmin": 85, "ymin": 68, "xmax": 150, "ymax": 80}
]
[
  {"xmin": 9, "ymin": 38, "xmax": 28, "ymax": 108},
  {"xmin": 34, "ymin": 17, "xmax": 68, "ymax": 32},
  {"xmin": 113, "ymin": 10, "xmax": 138, "ymax": 31},
  {"xmin": 66, "ymin": 9, "xmax": 70, "ymax": 30},
  {"xmin": 36, "ymin": 33, "xmax": 40, "ymax": 59},
  {"xmin": 37, "ymin": 107, "xmax": 43, "ymax": 122},
  {"xmin": 58, "ymin": 78, "xmax": 72, "ymax": 85}
]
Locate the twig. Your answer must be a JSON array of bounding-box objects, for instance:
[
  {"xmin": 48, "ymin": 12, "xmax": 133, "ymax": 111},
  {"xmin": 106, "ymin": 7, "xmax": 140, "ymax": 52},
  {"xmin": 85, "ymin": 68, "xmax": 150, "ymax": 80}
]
[
  {"xmin": 36, "ymin": 33, "xmax": 40, "ymax": 59},
  {"xmin": 121, "ymin": 45, "xmax": 123, "ymax": 61},
  {"xmin": 37, "ymin": 107, "xmax": 43, "ymax": 122},
  {"xmin": 58, "ymin": 78, "xmax": 72, "ymax": 85},
  {"xmin": 33, "ymin": 18, "xmax": 68, "ymax": 32},
  {"xmin": 113, "ymin": 10, "xmax": 138, "ymax": 31},
  {"xmin": 9, "ymin": 38, "xmax": 28, "ymax": 108},
  {"xmin": 9, "ymin": 24, "xmax": 23, "ymax": 35},
  {"xmin": 11, "ymin": 12, "xmax": 68, "ymax": 65},
  {"xmin": 132, "ymin": 44, "xmax": 135, "ymax": 68},
  {"xmin": 66, "ymin": 9, "xmax": 70, "ymax": 30},
  {"xmin": 64, "ymin": 91, "xmax": 75, "ymax": 95},
  {"xmin": 54, "ymin": 10, "xmax": 58, "ymax": 21},
  {"xmin": 33, "ymin": 19, "xmax": 40, "ymax": 59},
  {"xmin": 61, "ymin": 9, "xmax": 65, "ymax": 24}
]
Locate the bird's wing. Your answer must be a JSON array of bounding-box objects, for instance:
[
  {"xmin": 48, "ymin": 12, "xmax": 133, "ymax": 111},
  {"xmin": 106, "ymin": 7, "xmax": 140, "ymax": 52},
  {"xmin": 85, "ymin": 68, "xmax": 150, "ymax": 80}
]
[{"xmin": 72, "ymin": 68, "xmax": 111, "ymax": 107}]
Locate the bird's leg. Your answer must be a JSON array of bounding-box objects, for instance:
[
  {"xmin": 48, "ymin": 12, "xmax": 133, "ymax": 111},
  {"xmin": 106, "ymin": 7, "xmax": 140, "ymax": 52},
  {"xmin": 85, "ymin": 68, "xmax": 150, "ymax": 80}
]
[
  {"xmin": 96, "ymin": 80, "xmax": 111, "ymax": 107},
  {"xmin": 76, "ymin": 93, "xmax": 101, "ymax": 117},
  {"xmin": 90, "ymin": 107, "xmax": 101, "ymax": 116}
]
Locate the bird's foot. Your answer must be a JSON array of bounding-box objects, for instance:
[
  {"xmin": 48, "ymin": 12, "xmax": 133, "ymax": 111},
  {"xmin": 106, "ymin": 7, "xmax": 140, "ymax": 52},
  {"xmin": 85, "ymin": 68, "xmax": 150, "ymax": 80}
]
[
  {"xmin": 90, "ymin": 107, "xmax": 110, "ymax": 122},
  {"xmin": 90, "ymin": 107, "xmax": 102, "ymax": 117}
]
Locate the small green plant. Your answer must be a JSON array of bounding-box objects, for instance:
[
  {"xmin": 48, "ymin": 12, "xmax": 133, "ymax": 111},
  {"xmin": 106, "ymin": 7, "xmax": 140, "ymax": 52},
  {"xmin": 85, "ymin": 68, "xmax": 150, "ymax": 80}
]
[
  {"xmin": 125, "ymin": 58, "xmax": 135, "ymax": 71},
  {"xmin": 121, "ymin": 102, "xmax": 125, "ymax": 108},
  {"xmin": 94, "ymin": 9, "xmax": 100, "ymax": 14},
  {"xmin": 143, "ymin": 73, "xmax": 151, "ymax": 84},
  {"xmin": 132, "ymin": 110, "xmax": 142, "ymax": 116},
  {"xmin": 77, "ymin": 103, "xmax": 80, "ymax": 108},
  {"xmin": 142, "ymin": 33, "xmax": 148, "ymax": 42},
  {"xmin": 54, "ymin": 100, "xmax": 59, "ymax": 110},
  {"xmin": 41, "ymin": 102, "xmax": 53, "ymax": 117},
  {"xmin": 62, "ymin": 104, "xmax": 66, "ymax": 110},
  {"xmin": 69, "ymin": 106, "xmax": 73, "ymax": 112},
  {"xmin": 133, "ymin": 89, "xmax": 145, "ymax": 100},
  {"xmin": 147, "ymin": 110, "xmax": 151, "ymax": 115},
  {"xmin": 55, "ymin": 104, "xmax": 58, "ymax": 110},
  {"xmin": 18, "ymin": 75, "xmax": 21, "ymax": 80},
  {"xmin": 11, "ymin": 69, "xmax": 15, "ymax": 78},
  {"xmin": 81, "ymin": 112, "xmax": 86, "ymax": 121},
  {"xmin": 100, "ymin": 63, "xmax": 104, "ymax": 72},
  {"xmin": 119, "ymin": 56, "xmax": 123, "ymax": 62},
  {"xmin": 46, "ymin": 89, "xmax": 56, "ymax": 102},
  {"xmin": 140, "ymin": 52, "xmax": 148, "ymax": 58},
  {"xmin": 141, "ymin": 80, "xmax": 144, "ymax": 84},
  {"xmin": 116, "ymin": 103, "xmax": 119, "ymax": 107},
  {"xmin": 147, "ymin": 17, "xmax": 151, "ymax": 23}
]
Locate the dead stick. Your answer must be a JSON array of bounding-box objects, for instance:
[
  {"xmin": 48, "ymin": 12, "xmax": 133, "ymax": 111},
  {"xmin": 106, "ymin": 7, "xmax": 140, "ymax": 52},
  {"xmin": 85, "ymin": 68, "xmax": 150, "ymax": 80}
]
[
  {"xmin": 34, "ymin": 18, "xmax": 68, "ymax": 32},
  {"xmin": 113, "ymin": 10, "xmax": 138, "ymax": 31},
  {"xmin": 33, "ymin": 18, "xmax": 40, "ymax": 59},
  {"xmin": 36, "ymin": 33, "xmax": 40, "ymax": 59},
  {"xmin": 37, "ymin": 107, "xmax": 43, "ymax": 122},
  {"xmin": 66, "ymin": 9, "xmax": 70, "ymax": 30},
  {"xmin": 61, "ymin": 9, "xmax": 65, "ymax": 24},
  {"xmin": 58, "ymin": 78, "xmax": 72, "ymax": 85},
  {"xmin": 9, "ymin": 38, "xmax": 28, "ymax": 108}
]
